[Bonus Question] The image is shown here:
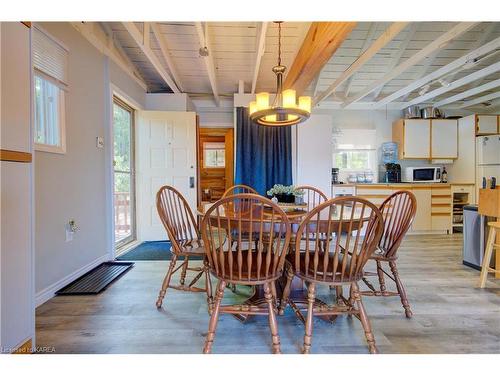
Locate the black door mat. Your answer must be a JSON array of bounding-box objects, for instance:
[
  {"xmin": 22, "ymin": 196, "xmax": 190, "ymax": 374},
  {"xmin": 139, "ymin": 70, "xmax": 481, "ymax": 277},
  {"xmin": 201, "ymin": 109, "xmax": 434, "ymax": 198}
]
[{"xmin": 55, "ymin": 261, "xmax": 134, "ymax": 295}]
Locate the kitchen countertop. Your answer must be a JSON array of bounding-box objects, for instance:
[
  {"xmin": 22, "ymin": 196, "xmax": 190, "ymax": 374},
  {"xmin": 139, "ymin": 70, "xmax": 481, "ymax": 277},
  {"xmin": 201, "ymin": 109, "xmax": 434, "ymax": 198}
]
[{"xmin": 333, "ymin": 182, "xmax": 475, "ymax": 187}]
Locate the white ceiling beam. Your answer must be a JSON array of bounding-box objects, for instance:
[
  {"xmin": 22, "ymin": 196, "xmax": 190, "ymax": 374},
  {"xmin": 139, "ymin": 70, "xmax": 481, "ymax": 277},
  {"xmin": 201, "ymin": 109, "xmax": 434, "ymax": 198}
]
[
  {"xmin": 195, "ymin": 22, "xmax": 220, "ymax": 107},
  {"xmin": 434, "ymin": 78, "xmax": 500, "ymax": 107},
  {"xmin": 400, "ymin": 51, "xmax": 438, "ymax": 102},
  {"xmin": 149, "ymin": 22, "xmax": 184, "ymax": 92},
  {"xmin": 343, "ymin": 22, "xmax": 478, "ymax": 108},
  {"xmin": 372, "ymin": 23, "xmax": 419, "ymax": 99},
  {"xmin": 314, "ymin": 22, "xmax": 409, "ymax": 105},
  {"xmin": 344, "ymin": 22, "xmax": 378, "ymax": 97},
  {"xmin": 312, "ymin": 75, "xmax": 321, "ymax": 97},
  {"xmin": 71, "ymin": 22, "xmax": 147, "ymax": 91},
  {"xmin": 251, "ymin": 22, "xmax": 268, "ymax": 94},
  {"xmin": 445, "ymin": 23, "xmax": 497, "ymax": 84},
  {"xmin": 404, "ymin": 61, "xmax": 500, "ymax": 108},
  {"xmin": 373, "ymin": 34, "xmax": 500, "ymax": 109},
  {"xmin": 458, "ymin": 91, "xmax": 500, "ymax": 108},
  {"xmin": 121, "ymin": 22, "xmax": 180, "ymax": 93}
]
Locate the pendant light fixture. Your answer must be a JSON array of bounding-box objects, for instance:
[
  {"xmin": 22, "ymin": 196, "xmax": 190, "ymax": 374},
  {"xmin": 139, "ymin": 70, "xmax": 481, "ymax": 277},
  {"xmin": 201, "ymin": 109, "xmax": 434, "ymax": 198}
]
[{"xmin": 249, "ymin": 21, "xmax": 312, "ymax": 127}]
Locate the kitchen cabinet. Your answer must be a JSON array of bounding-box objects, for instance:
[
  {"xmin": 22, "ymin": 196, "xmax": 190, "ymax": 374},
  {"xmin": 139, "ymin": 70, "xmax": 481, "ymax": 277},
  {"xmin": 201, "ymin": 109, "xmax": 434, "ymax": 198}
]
[
  {"xmin": 475, "ymin": 115, "xmax": 499, "ymax": 135},
  {"xmin": 393, "ymin": 119, "xmax": 431, "ymax": 159},
  {"xmin": 393, "ymin": 118, "xmax": 458, "ymax": 160},
  {"xmin": 431, "ymin": 119, "xmax": 458, "ymax": 159},
  {"xmin": 431, "ymin": 186, "xmax": 452, "ymax": 233},
  {"xmin": 411, "ymin": 188, "xmax": 432, "ymax": 231}
]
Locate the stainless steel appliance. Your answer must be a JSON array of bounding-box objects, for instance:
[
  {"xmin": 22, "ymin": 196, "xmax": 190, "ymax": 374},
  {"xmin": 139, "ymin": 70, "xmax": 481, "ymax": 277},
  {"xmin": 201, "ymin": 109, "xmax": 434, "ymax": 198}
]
[
  {"xmin": 463, "ymin": 204, "xmax": 496, "ymax": 270},
  {"xmin": 403, "ymin": 166, "xmax": 441, "ymax": 183},
  {"xmin": 403, "ymin": 105, "xmax": 421, "ymax": 119},
  {"xmin": 331, "ymin": 168, "xmax": 339, "ymax": 184}
]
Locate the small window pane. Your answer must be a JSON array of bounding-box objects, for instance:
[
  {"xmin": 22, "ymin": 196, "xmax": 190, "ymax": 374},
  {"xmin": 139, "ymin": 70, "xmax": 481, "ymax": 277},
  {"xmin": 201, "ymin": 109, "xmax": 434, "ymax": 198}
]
[
  {"xmin": 334, "ymin": 150, "xmax": 370, "ymax": 170},
  {"xmin": 203, "ymin": 142, "xmax": 225, "ymax": 168},
  {"xmin": 34, "ymin": 75, "xmax": 62, "ymax": 147}
]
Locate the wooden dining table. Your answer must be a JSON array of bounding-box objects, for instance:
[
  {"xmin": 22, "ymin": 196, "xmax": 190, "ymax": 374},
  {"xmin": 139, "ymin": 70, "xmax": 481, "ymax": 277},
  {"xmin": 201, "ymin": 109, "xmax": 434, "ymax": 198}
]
[{"xmin": 197, "ymin": 200, "xmax": 372, "ymax": 323}]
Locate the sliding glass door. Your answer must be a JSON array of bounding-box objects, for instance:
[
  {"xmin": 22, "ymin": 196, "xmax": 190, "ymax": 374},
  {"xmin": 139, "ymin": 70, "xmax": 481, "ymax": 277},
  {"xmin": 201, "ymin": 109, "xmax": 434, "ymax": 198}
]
[{"xmin": 113, "ymin": 97, "xmax": 136, "ymax": 248}]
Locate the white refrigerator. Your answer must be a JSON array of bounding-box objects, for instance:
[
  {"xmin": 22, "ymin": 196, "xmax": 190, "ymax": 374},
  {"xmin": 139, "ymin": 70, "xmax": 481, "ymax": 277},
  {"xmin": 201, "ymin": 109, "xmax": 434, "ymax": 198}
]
[{"xmin": 476, "ymin": 135, "xmax": 500, "ymax": 191}]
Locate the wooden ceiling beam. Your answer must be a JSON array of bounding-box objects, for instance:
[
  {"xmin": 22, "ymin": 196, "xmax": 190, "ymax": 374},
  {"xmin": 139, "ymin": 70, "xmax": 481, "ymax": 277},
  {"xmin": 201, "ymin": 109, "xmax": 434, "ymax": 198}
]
[
  {"xmin": 283, "ymin": 22, "xmax": 357, "ymax": 96},
  {"xmin": 343, "ymin": 22, "xmax": 478, "ymax": 108},
  {"xmin": 195, "ymin": 22, "xmax": 220, "ymax": 107},
  {"xmin": 122, "ymin": 22, "xmax": 180, "ymax": 93},
  {"xmin": 150, "ymin": 22, "xmax": 184, "ymax": 92},
  {"xmin": 251, "ymin": 22, "xmax": 268, "ymax": 94},
  {"xmin": 314, "ymin": 22, "xmax": 408, "ymax": 105},
  {"xmin": 434, "ymin": 78, "xmax": 500, "ymax": 107},
  {"xmin": 403, "ymin": 60, "xmax": 500, "ymax": 108}
]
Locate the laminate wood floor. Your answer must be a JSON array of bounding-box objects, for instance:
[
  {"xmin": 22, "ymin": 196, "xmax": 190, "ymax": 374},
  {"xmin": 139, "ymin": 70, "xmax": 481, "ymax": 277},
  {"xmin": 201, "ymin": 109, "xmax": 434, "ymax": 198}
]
[{"xmin": 36, "ymin": 234, "xmax": 500, "ymax": 354}]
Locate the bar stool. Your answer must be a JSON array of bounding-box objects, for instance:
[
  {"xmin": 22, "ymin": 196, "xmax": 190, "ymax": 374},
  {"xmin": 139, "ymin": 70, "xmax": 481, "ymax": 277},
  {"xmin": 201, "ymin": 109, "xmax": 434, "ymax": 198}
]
[{"xmin": 478, "ymin": 221, "xmax": 500, "ymax": 288}]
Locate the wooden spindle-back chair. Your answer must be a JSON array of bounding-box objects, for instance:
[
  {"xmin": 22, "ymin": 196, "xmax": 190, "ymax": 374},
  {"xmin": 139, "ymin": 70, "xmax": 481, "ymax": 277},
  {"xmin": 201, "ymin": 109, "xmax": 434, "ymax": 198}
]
[
  {"xmin": 200, "ymin": 194, "xmax": 291, "ymax": 354},
  {"xmin": 360, "ymin": 190, "xmax": 417, "ymax": 318},
  {"xmin": 155, "ymin": 186, "xmax": 213, "ymax": 312},
  {"xmin": 280, "ymin": 196, "xmax": 384, "ymax": 354},
  {"xmin": 295, "ymin": 185, "xmax": 328, "ymax": 211},
  {"xmin": 221, "ymin": 184, "xmax": 258, "ymax": 198}
]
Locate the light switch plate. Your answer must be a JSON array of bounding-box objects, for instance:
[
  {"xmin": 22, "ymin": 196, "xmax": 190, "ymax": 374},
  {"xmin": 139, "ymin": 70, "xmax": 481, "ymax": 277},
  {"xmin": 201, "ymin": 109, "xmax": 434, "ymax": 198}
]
[
  {"xmin": 96, "ymin": 136, "xmax": 105, "ymax": 149},
  {"xmin": 65, "ymin": 229, "xmax": 74, "ymax": 242}
]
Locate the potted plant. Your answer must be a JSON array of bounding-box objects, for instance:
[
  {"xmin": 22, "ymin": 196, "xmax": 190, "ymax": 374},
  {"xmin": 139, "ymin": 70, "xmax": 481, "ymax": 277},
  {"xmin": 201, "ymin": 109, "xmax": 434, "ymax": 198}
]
[{"xmin": 267, "ymin": 184, "xmax": 304, "ymax": 204}]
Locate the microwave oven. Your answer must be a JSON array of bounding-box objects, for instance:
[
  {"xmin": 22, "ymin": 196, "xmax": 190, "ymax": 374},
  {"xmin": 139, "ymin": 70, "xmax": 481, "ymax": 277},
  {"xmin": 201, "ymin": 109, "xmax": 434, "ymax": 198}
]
[{"xmin": 403, "ymin": 167, "xmax": 441, "ymax": 183}]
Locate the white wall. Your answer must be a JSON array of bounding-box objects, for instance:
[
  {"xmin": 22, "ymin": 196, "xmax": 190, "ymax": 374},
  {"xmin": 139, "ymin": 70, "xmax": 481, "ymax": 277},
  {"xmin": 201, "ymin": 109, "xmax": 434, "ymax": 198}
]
[
  {"xmin": 0, "ymin": 22, "xmax": 34, "ymax": 352},
  {"xmin": 34, "ymin": 23, "xmax": 146, "ymax": 306},
  {"xmin": 145, "ymin": 93, "xmax": 190, "ymax": 111}
]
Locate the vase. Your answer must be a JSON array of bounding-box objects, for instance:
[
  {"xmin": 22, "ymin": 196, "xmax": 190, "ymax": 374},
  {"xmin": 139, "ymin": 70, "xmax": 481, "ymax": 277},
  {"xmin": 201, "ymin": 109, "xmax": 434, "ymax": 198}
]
[{"xmin": 275, "ymin": 193, "xmax": 295, "ymax": 203}]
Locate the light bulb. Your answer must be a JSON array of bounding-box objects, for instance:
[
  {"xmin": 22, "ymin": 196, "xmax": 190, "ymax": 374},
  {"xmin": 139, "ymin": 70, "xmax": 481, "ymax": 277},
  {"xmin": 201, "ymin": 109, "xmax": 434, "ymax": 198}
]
[
  {"xmin": 288, "ymin": 115, "xmax": 298, "ymax": 121},
  {"xmin": 256, "ymin": 92, "xmax": 269, "ymax": 110},
  {"xmin": 282, "ymin": 89, "xmax": 296, "ymax": 108},
  {"xmin": 249, "ymin": 101, "xmax": 257, "ymax": 115},
  {"xmin": 298, "ymin": 96, "xmax": 312, "ymax": 113},
  {"xmin": 265, "ymin": 115, "xmax": 277, "ymax": 122}
]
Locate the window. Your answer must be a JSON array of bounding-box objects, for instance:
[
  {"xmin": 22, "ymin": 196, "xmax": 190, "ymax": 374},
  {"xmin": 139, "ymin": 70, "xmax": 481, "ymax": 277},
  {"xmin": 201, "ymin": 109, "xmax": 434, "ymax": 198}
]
[
  {"xmin": 203, "ymin": 142, "xmax": 225, "ymax": 168},
  {"xmin": 33, "ymin": 26, "xmax": 68, "ymax": 153},
  {"xmin": 333, "ymin": 129, "xmax": 376, "ymax": 172}
]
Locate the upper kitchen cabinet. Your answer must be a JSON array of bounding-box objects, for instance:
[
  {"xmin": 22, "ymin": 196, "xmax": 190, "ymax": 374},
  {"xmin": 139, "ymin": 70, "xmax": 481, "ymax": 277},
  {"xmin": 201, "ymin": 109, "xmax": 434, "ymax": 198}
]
[
  {"xmin": 393, "ymin": 119, "xmax": 431, "ymax": 159},
  {"xmin": 475, "ymin": 115, "xmax": 499, "ymax": 135},
  {"xmin": 393, "ymin": 118, "xmax": 458, "ymax": 160},
  {"xmin": 431, "ymin": 120, "xmax": 458, "ymax": 159}
]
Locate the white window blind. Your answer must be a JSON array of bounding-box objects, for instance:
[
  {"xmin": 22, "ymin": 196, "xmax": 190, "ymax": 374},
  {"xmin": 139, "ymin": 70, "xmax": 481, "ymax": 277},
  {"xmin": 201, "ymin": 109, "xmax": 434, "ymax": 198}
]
[
  {"xmin": 33, "ymin": 26, "xmax": 68, "ymax": 87},
  {"xmin": 335, "ymin": 129, "xmax": 376, "ymax": 151}
]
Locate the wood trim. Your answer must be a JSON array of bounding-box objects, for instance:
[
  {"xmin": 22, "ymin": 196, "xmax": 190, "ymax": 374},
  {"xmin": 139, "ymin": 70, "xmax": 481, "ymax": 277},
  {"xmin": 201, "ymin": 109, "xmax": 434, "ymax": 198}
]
[
  {"xmin": 21, "ymin": 22, "xmax": 31, "ymax": 28},
  {"xmin": 356, "ymin": 194, "xmax": 390, "ymax": 199},
  {"xmin": 13, "ymin": 339, "xmax": 32, "ymax": 354},
  {"xmin": 431, "ymin": 203, "xmax": 451, "ymax": 207},
  {"xmin": 0, "ymin": 149, "xmax": 32, "ymax": 163},
  {"xmin": 431, "ymin": 185, "xmax": 452, "ymax": 189},
  {"xmin": 432, "ymin": 194, "xmax": 452, "ymax": 198},
  {"xmin": 431, "ymin": 212, "xmax": 451, "ymax": 217}
]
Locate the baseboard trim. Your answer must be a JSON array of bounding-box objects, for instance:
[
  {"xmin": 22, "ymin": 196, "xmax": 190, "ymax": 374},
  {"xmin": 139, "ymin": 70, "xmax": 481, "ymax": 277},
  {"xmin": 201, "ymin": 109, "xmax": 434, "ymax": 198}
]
[{"xmin": 35, "ymin": 254, "xmax": 110, "ymax": 307}]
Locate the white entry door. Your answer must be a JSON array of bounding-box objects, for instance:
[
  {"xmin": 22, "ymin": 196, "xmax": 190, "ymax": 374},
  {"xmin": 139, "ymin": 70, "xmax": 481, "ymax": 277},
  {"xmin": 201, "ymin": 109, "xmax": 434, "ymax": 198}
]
[{"xmin": 137, "ymin": 111, "xmax": 197, "ymax": 241}]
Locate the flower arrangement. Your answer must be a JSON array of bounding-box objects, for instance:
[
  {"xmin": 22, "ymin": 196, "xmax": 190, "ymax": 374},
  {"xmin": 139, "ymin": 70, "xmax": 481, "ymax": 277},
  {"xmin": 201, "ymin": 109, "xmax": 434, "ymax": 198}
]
[{"xmin": 266, "ymin": 184, "xmax": 304, "ymax": 203}]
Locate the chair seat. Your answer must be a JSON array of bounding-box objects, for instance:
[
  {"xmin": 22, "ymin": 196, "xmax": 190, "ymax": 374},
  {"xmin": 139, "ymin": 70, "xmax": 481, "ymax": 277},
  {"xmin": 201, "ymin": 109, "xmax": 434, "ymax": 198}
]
[
  {"xmin": 287, "ymin": 252, "xmax": 358, "ymax": 282},
  {"xmin": 210, "ymin": 250, "xmax": 281, "ymax": 282},
  {"xmin": 177, "ymin": 239, "xmax": 206, "ymax": 255}
]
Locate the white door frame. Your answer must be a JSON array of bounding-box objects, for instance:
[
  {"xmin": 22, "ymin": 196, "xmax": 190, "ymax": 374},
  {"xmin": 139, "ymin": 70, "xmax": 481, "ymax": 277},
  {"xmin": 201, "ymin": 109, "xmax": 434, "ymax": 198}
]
[{"xmin": 106, "ymin": 80, "xmax": 144, "ymax": 260}]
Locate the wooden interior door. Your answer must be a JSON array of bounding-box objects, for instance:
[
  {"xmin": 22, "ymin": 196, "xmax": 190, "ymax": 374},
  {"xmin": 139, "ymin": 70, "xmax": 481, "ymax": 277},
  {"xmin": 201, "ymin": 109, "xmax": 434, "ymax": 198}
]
[{"xmin": 198, "ymin": 128, "xmax": 234, "ymax": 202}]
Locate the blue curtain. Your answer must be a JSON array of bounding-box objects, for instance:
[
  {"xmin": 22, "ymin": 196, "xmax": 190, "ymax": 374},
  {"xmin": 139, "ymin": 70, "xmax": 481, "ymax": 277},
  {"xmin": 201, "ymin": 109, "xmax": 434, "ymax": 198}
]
[{"xmin": 234, "ymin": 107, "xmax": 293, "ymax": 196}]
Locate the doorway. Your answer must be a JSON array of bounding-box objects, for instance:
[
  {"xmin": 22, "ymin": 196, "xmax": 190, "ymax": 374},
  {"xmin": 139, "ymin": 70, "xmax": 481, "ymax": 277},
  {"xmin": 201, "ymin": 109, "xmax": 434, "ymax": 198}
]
[
  {"xmin": 113, "ymin": 97, "xmax": 136, "ymax": 248},
  {"xmin": 198, "ymin": 128, "xmax": 234, "ymax": 202}
]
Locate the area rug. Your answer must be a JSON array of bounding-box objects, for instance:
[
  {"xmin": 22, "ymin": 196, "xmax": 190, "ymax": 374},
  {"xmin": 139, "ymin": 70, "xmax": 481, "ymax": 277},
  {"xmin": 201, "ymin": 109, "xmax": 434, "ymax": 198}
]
[{"xmin": 117, "ymin": 241, "xmax": 175, "ymax": 261}]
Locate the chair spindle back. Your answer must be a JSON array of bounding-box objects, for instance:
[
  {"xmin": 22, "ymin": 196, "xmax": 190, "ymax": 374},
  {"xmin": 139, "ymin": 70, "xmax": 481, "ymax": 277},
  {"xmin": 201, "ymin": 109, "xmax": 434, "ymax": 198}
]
[
  {"xmin": 222, "ymin": 184, "xmax": 258, "ymax": 198},
  {"xmin": 201, "ymin": 194, "xmax": 291, "ymax": 284},
  {"xmin": 295, "ymin": 185, "xmax": 328, "ymax": 211},
  {"xmin": 156, "ymin": 185, "xmax": 199, "ymax": 255},
  {"xmin": 293, "ymin": 196, "xmax": 383, "ymax": 283},
  {"xmin": 378, "ymin": 190, "xmax": 417, "ymax": 259}
]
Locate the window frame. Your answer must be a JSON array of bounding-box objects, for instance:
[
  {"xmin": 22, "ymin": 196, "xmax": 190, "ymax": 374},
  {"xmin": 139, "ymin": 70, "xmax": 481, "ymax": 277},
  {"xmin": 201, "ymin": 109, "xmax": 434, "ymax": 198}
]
[
  {"xmin": 33, "ymin": 24, "xmax": 68, "ymax": 155},
  {"xmin": 203, "ymin": 142, "xmax": 226, "ymax": 168}
]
